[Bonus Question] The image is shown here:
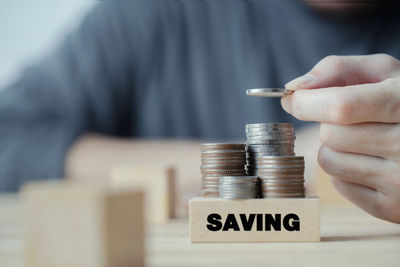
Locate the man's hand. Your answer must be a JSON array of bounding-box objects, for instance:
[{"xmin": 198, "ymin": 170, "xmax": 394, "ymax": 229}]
[{"xmin": 281, "ymin": 54, "xmax": 400, "ymax": 223}]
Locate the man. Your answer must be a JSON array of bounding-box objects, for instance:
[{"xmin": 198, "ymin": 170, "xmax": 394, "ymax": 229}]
[{"xmin": 0, "ymin": 0, "xmax": 399, "ymax": 222}]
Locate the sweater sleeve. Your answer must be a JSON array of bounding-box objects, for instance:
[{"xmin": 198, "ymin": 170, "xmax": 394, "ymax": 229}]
[{"xmin": 0, "ymin": 2, "xmax": 135, "ymax": 191}]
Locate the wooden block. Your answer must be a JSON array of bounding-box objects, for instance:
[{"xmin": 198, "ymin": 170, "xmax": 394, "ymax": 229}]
[
  {"xmin": 190, "ymin": 197, "xmax": 320, "ymax": 243},
  {"xmin": 21, "ymin": 181, "xmax": 144, "ymax": 267},
  {"xmin": 110, "ymin": 164, "xmax": 175, "ymax": 223}
]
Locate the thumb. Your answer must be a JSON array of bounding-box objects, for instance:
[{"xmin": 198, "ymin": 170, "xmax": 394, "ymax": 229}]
[{"xmin": 285, "ymin": 54, "xmax": 400, "ymax": 90}]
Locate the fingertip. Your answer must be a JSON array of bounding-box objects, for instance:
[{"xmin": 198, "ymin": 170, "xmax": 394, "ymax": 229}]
[{"xmin": 285, "ymin": 73, "xmax": 314, "ymax": 90}]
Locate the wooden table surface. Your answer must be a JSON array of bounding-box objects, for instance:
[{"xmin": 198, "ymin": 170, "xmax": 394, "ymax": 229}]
[{"xmin": 0, "ymin": 194, "xmax": 399, "ymax": 267}]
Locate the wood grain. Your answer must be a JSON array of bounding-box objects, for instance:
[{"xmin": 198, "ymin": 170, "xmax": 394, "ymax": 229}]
[{"xmin": 0, "ymin": 195, "xmax": 399, "ymax": 267}]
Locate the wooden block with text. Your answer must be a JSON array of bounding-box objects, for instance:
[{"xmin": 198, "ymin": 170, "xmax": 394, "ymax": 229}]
[
  {"xmin": 22, "ymin": 181, "xmax": 144, "ymax": 267},
  {"xmin": 110, "ymin": 164, "xmax": 175, "ymax": 223},
  {"xmin": 190, "ymin": 197, "xmax": 320, "ymax": 243}
]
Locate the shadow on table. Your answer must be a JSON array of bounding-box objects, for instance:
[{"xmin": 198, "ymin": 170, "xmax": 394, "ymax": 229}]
[{"xmin": 322, "ymin": 232, "xmax": 400, "ymax": 242}]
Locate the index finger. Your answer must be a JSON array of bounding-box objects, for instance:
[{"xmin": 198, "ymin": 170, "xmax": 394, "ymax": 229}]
[{"xmin": 281, "ymin": 78, "xmax": 400, "ymax": 124}]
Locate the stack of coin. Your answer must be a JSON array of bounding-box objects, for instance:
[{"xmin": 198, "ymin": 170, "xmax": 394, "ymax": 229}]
[
  {"xmin": 249, "ymin": 156, "xmax": 305, "ymax": 198},
  {"xmin": 245, "ymin": 123, "xmax": 305, "ymax": 198},
  {"xmin": 219, "ymin": 176, "xmax": 259, "ymax": 199},
  {"xmin": 245, "ymin": 123, "xmax": 295, "ymax": 158},
  {"xmin": 200, "ymin": 143, "xmax": 247, "ymax": 197}
]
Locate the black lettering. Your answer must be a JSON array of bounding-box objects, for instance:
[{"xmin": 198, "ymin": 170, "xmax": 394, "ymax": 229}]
[
  {"xmin": 207, "ymin": 213, "xmax": 222, "ymax": 231},
  {"xmin": 265, "ymin": 214, "xmax": 281, "ymax": 231},
  {"xmin": 256, "ymin": 214, "xmax": 263, "ymax": 231},
  {"xmin": 283, "ymin": 213, "xmax": 300, "ymax": 231},
  {"xmin": 223, "ymin": 214, "xmax": 240, "ymax": 231},
  {"xmin": 239, "ymin": 214, "xmax": 255, "ymax": 231}
]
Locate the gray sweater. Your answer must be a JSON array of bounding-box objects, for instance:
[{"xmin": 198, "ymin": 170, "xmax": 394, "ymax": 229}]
[{"xmin": 1, "ymin": 0, "xmax": 400, "ymax": 191}]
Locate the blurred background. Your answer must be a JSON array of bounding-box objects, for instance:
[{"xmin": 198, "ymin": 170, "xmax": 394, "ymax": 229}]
[
  {"xmin": 3, "ymin": 0, "xmax": 387, "ymax": 214},
  {"xmin": 0, "ymin": 1, "xmax": 96, "ymax": 89}
]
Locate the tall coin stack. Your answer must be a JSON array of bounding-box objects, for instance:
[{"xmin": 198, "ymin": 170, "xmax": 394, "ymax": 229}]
[
  {"xmin": 200, "ymin": 143, "xmax": 247, "ymax": 197},
  {"xmin": 245, "ymin": 123, "xmax": 305, "ymax": 198}
]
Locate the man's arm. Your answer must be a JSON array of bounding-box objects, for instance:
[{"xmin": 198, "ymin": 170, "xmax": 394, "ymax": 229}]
[{"xmin": 0, "ymin": 3, "xmax": 133, "ymax": 191}]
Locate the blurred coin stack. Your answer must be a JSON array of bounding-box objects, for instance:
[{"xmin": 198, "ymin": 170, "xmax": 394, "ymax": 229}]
[
  {"xmin": 245, "ymin": 123, "xmax": 305, "ymax": 198},
  {"xmin": 200, "ymin": 143, "xmax": 247, "ymax": 197},
  {"xmin": 219, "ymin": 176, "xmax": 259, "ymax": 199}
]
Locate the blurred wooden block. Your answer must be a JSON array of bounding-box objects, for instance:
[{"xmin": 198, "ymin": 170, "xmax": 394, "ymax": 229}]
[
  {"xmin": 190, "ymin": 197, "xmax": 320, "ymax": 243},
  {"xmin": 110, "ymin": 165, "xmax": 175, "ymax": 223},
  {"xmin": 21, "ymin": 181, "xmax": 144, "ymax": 267}
]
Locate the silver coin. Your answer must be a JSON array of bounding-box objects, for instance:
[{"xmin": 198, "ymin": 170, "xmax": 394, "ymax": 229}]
[
  {"xmin": 201, "ymin": 143, "xmax": 245, "ymax": 150},
  {"xmin": 247, "ymin": 142, "xmax": 295, "ymax": 148},
  {"xmin": 253, "ymin": 168, "xmax": 304, "ymax": 173},
  {"xmin": 262, "ymin": 195, "xmax": 305, "ymax": 199},
  {"xmin": 201, "ymin": 164, "xmax": 245, "ymax": 169},
  {"xmin": 221, "ymin": 188, "xmax": 258, "ymax": 191},
  {"xmin": 247, "ymin": 140, "xmax": 295, "ymax": 145},
  {"xmin": 249, "ymin": 153, "xmax": 295, "ymax": 158},
  {"xmin": 246, "ymin": 163, "xmax": 304, "ymax": 168},
  {"xmin": 219, "ymin": 176, "xmax": 258, "ymax": 183},
  {"xmin": 201, "ymin": 183, "xmax": 219, "ymax": 189},
  {"xmin": 260, "ymin": 182, "xmax": 304, "ymax": 186},
  {"xmin": 246, "ymin": 132, "xmax": 295, "ymax": 140},
  {"xmin": 202, "ymin": 189, "xmax": 220, "ymax": 193},
  {"xmin": 247, "ymin": 135, "xmax": 295, "ymax": 141},
  {"xmin": 261, "ymin": 184, "xmax": 304, "ymax": 188},
  {"xmin": 246, "ymin": 88, "xmax": 293, "ymax": 97},
  {"xmin": 249, "ymin": 157, "xmax": 303, "ymax": 162},
  {"xmin": 246, "ymin": 129, "xmax": 294, "ymax": 135},
  {"xmin": 255, "ymin": 156, "xmax": 304, "ymax": 161},
  {"xmin": 201, "ymin": 150, "xmax": 246, "ymax": 154},
  {"xmin": 201, "ymin": 156, "xmax": 246, "ymax": 161},
  {"xmin": 246, "ymin": 132, "xmax": 294, "ymax": 138},
  {"xmin": 262, "ymin": 191, "xmax": 305, "ymax": 195},
  {"xmin": 247, "ymin": 151, "xmax": 295, "ymax": 156},
  {"xmin": 247, "ymin": 160, "xmax": 303, "ymax": 165},
  {"xmin": 247, "ymin": 144, "xmax": 295, "ymax": 148},
  {"xmin": 201, "ymin": 186, "xmax": 219, "ymax": 190},
  {"xmin": 260, "ymin": 181, "xmax": 304, "ymax": 189},
  {"xmin": 258, "ymin": 176, "xmax": 304, "ymax": 180},
  {"xmin": 246, "ymin": 151, "xmax": 295, "ymax": 156},
  {"xmin": 247, "ymin": 133, "xmax": 295, "ymax": 139},
  {"xmin": 252, "ymin": 165, "xmax": 304, "ymax": 169},
  {"xmin": 246, "ymin": 123, "xmax": 293, "ymax": 128},
  {"xmin": 202, "ymin": 173, "xmax": 247, "ymax": 177},
  {"xmin": 262, "ymin": 192, "xmax": 305, "ymax": 196},
  {"xmin": 201, "ymin": 181, "xmax": 220, "ymax": 185},
  {"xmin": 246, "ymin": 150, "xmax": 294, "ymax": 155},
  {"xmin": 220, "ymin": 196, "xmax": 257, "ymax": 199},
  {"xmin": 261, "ymin": 185, "xmax": 304, "ymax": 189},
  {"xmin": 201, "ymin": 158, "xmax": 246, "ymax": 162},
  {"xmin": 247, "ymin": 150, "xmax": 295, "ymax": 154},
  {"xmin": 245, "ymin": 125, "xmax": 294, "ymax": 130},
  {"xmin": 220, "ymin": 184, "xmax": 258, "ymax": 188},
  {"xmin": 260, "ymin": 179, "xmax": 304, "ymax": 183},
  {"xmin": 246, "ymin": 130, "xmax": 294, "ymax": 135},
  {"xmin": 253, "ymin": 172, "xmax": 304, "ymax": 177}
]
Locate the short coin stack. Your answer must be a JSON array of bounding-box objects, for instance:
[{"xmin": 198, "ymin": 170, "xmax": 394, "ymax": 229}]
[
  {"xmin": 245, "ymin": 123, "xmax": 305, "ymax": 198},
  {"xmin": 219, "ymin": 176, "xmax": 259, "ymax": 199},
  {"xmin": 200, "ymin": 143, "xmax": 247, "ymax": 197},
  {"xmin": 249, "ymin": 156, "xmax": 305, "ymax": 198}
]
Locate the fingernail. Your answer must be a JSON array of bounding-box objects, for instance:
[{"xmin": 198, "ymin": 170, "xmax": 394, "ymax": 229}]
[{"xmin": 285, "ymin": 73, "xmax": 314, "ymax": 90}]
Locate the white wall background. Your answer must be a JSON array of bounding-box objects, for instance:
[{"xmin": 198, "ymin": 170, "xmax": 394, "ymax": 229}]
[{"xmin": 0, "ymin": 0, "xmax": 97, "ymax": 89}]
